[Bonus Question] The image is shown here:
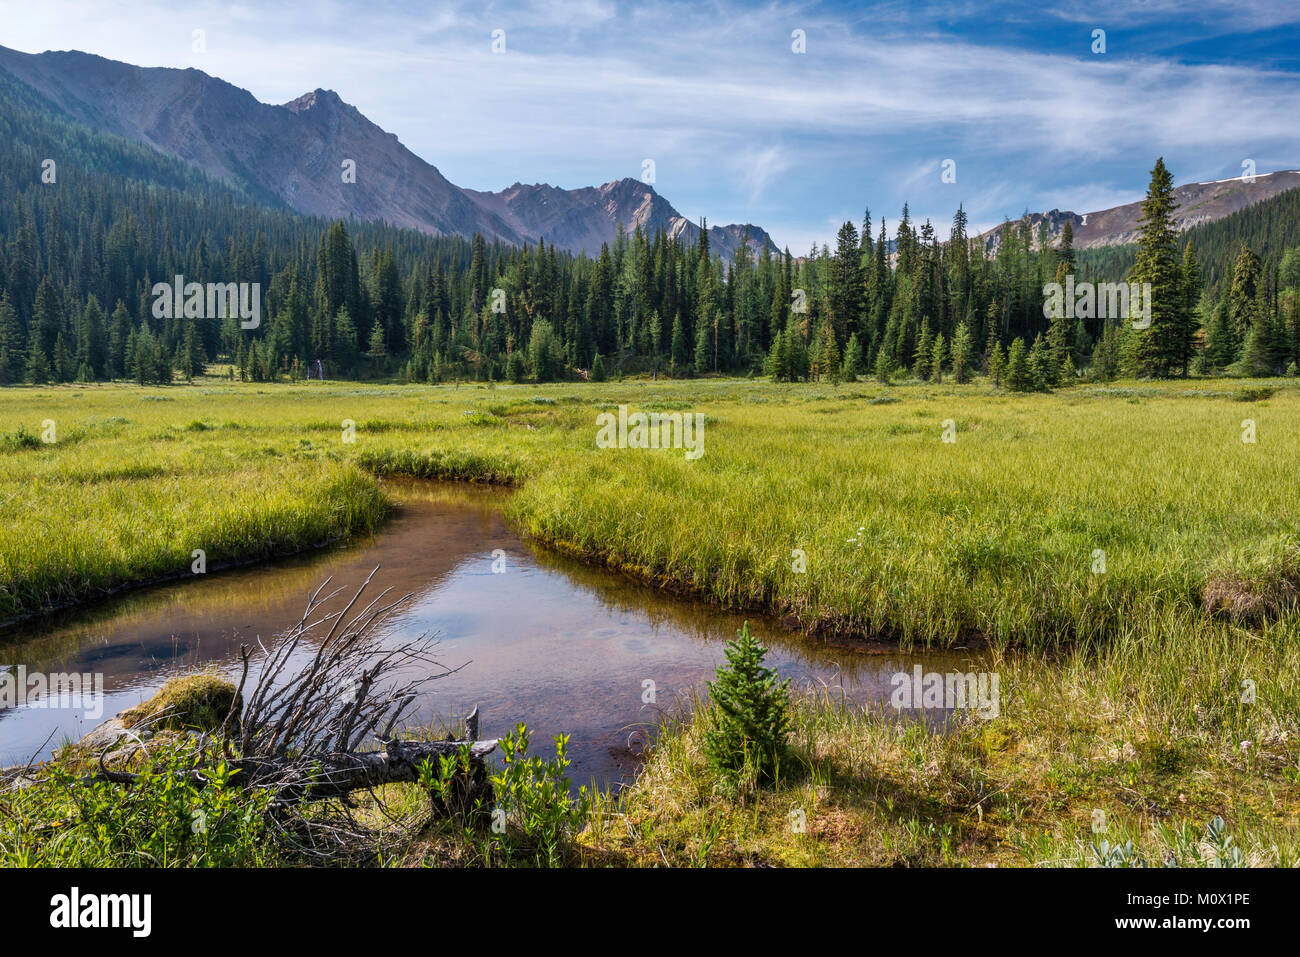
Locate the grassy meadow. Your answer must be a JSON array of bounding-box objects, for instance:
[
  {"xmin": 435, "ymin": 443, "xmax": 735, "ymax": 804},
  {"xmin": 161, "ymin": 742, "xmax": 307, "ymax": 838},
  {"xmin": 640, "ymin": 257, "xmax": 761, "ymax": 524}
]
[{"xmin": 3, "ymin": 373, "xmax": 1300, "ymax": 865}]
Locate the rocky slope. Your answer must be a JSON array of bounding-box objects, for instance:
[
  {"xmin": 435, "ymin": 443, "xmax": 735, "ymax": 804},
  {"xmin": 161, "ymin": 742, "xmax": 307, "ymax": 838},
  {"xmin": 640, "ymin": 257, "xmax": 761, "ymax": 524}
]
[
  {"xmin": 0, "ymin": 44, "xmax": 773, "ymax": 258},
  {"xmin": 465, "ymin": 177, "xmax": 776, "ymax": 257},
  {"xmin": 980, "ymin": 170, "xmax": 1300, "ymax": 253}
]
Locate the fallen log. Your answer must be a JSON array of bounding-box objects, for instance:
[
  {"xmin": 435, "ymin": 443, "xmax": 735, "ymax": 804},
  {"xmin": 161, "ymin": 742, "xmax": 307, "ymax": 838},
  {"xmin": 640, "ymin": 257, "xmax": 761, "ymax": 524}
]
[
  {"xmin": 74, "ymin": 705, "xmax": 496, "ymax": 811},
  {"xmin": 88, "ymin": 730, "xmax": 496, "ymax": 801},
  {"xmin": 26, "ymin": 576, "xmax": 502, "ymax": 827},
  {"xmin": 225, "ymin": 735, "xmax": 499, "ymax": 801}
]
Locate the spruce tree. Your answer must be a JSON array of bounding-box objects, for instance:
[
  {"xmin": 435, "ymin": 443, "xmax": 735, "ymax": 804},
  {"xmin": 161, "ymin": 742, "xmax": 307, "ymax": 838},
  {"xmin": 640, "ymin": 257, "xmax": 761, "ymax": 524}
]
[
  {"xmin": 0, "ymin": 293, "xmax": 23, "ymax": 383},
  {"xmin": 1234, "ymin": 325, "xmax": 1271, "ymax": 377},
  {"xmin": 1072, "ymin": 318, "xmax": 1091, "ymax": 369},
  {"xmin": 1006, "ymin": 337, "xmax": 1030, "ymax": 391},
  {"xmin": 1090, "ymin": 324, "xmax": 1119, "ymax": 380},
  {"xmin": 818, "ymin": 318, "xmax": 840, "ymax": 382},
  {"xmin": 1058, "ymin": 219, "xmax": 1075, "ymax": 273},
  {"xmin": 180, "ymin": 322, "xmax": 204, "ymax": 380},
  {"xmin": 1132, "ymin": 158, "xmax": 1186, "ymax": 377},
  {"xmin": 930, "ymin": 332, "xmax": 947, "ymax": 383},
  {"xmin": 874, "ymin": 343, "xmax": 893, "ymax": 383},
  {"xmin": 1228, "ymin": 245, "xmax": 1262, "ymax": 342},
  {"xmin": 52, "ymin": 333, "xmax": 73, "ymax": 383},
  {"xmin": 527, "ymin": 319, "xmax": 559, "ymax": 383},
  {"xmin": 25, "ymin": 345, "xmax": 51, "ymax": 385},
  {"xmin": 704, "ymin": 622, "xmax": 792, "ymax": 783},
  {"xmin": 951, "ymin": 321, "xmax": 973, "ymax": 384},
  {"xmin": 1046, "ymin": 305, "xmax": 1071, "ymax": 387},
  {"xmin": 80, "ymin": 295, "xmax": 108, "ymax": 379},
  {"xmin": 131, "ymin": 324, "xmax": 159, "ymax": 385},
  {"xmin": 505, "ymin": 348, "xmax": 526, "ymax": 383},
  {"xmin": 1117, "ymin": 323, "xmax": 1142, "ymax": 378},
  {"xmin": 670, "ymin": 313, "xmax": 688, "ymax": 375},
  {"xmin": 785, "ymin": 318, "xmax": 809, "ymax": 380},
  {"xmin": 1205, "ymin": 298, "xmax": 1236, "ymax": 370},
  {"xmin": 1178, "ymin": 242, "xmax": 1202, "ymax": 376},
  {"xmin": 842, "ymin": 333, "xmax": 864, "ymax": 380},
  {"xmin": 1259, "ymin": 282, "xmax": 1286, "ymax": 373},
  {"xmin": 152, "ymin": 331, "xmax": 172, "ymax": 384},
  {"xmin": 830, "ymin": 220, "xmax": 862, "ymax": 345},
  {"xmin": 648, "ymin": 311, "xmax": 663, "ymax": 376},
  {"xmin": 765, "ymin": 331, "xmax": 785, "ymax": 382},
  {"xmin": 913, "ymin": 319, "xmax": 934, "ymax": 381},
  {"xmin": 984, "ymin": 327, "xmax": 1004, "ymax": 387},
  {"xmin": 32, "ymin": 279, "xmax": 61, "ymax": 360},
  {"xmin": 1028, "ymin": 334, "xmax": 1051, "ymax": 391},
  {"xmin": 108, "ymin": 301, "xmax": 132, "ymax": 379},
  {"xmin": 693, "ymin": 315, "xmax": 711, "ymax": 375}
]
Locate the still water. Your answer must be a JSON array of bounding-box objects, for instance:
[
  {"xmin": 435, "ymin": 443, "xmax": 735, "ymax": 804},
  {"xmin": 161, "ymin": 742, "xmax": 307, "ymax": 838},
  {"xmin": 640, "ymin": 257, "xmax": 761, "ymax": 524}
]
[{"xmin": 0, "ymin": 481, "xmax": 975, "ymax": 788}]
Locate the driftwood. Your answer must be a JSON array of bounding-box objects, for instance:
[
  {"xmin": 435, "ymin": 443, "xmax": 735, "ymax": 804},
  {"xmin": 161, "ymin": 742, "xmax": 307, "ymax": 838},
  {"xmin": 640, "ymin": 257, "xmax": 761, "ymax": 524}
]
[
  {"xmin": 90, "ymin": 724, "xmax": 497, "ymax": 804},
  {"xmin": 230, "ymin": 565, "xmax": 462, "ymax": 759},
  {"xmin": 64, "ymin": 570, "xmax": 501, "ymax": 858}
]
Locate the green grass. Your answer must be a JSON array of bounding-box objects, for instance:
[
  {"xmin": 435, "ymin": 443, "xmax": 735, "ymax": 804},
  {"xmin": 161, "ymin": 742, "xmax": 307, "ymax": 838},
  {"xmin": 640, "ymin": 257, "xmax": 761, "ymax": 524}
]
[
  {"xmin": 3, "ymin": 373, "xmax": 1299, "ymax": 865},
  {"xmin": 588, "ymin": 611, "xmax": 1300, "ymax": 866},
  {"xmin": 6, "ymin": 375, "xmax": 1296, "ymax": 646}
]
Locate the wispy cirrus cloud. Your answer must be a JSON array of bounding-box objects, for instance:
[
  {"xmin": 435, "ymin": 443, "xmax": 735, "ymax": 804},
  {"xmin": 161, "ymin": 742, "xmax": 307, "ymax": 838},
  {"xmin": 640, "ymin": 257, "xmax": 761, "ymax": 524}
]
[{"xmin": 730, "ymin": 145, "xmax": 795, "ymax": 205}]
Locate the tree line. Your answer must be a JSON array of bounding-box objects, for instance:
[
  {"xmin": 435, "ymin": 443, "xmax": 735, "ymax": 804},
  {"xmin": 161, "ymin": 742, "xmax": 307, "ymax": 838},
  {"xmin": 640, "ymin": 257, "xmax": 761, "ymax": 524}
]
[{"xmin": 2, "ymin": 58, "xmax": 1298, "ymax": 392}]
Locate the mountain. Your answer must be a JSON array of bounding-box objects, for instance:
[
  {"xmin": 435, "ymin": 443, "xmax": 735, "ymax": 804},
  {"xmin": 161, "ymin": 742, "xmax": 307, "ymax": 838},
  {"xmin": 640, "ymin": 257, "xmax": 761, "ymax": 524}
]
[
  {"xmin": 979, "ymin": 170, "xmax": 1300, "ymax": 254},
  {"xmin": 465, "ymin": 177, "xmax": 775, "ymax": 260},
  {"xmin": 0, "ymin": 45, "xmax": 775, "ymax": 259}
]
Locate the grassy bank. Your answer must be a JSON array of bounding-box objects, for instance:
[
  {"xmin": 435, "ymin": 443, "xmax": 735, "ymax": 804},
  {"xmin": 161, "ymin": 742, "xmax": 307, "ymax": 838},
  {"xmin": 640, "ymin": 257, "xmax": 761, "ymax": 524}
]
[
  {"xmin": 3, "ymin": 375, "xmax": 1299, "ymax": 865},
  {"xmin": 0, "ymin": 385, "xmax": 397, "ymax": 623},
  {"xmin": 5, "ymin": 377, "xmax": 1298, "ymax": 645},
  {"xmin": 590, "ymin": 613, "xmax": 1300, "ymax": 866}
]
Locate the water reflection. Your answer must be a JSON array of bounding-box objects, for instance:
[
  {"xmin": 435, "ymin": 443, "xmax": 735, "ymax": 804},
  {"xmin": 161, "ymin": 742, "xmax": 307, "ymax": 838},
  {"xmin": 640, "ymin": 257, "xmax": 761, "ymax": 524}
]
[{"xmin": 1, "ymin": 481, "xmax": 979, "ymax": 788}]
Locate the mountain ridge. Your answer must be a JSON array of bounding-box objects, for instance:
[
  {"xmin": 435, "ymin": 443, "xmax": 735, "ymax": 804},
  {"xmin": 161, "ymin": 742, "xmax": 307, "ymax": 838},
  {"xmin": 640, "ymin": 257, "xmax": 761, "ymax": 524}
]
[
  {"xmin": 2, "ymin": 45, "xmax": 1290, "ymax": 264},
  {"xmin": 979, "ymin": 170, "xmax": 1300, "ymax": 254},
  {"xmin": 0, "ymin": 44, "xmax": 776, "ymax": 259}
]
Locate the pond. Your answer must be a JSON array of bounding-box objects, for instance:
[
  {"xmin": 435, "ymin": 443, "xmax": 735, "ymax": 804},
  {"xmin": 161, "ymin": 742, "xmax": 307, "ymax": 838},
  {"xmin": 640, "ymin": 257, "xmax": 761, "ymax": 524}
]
[{"xmin": 0, "ymin": 480, "xmax": 977, "ymax": 789}]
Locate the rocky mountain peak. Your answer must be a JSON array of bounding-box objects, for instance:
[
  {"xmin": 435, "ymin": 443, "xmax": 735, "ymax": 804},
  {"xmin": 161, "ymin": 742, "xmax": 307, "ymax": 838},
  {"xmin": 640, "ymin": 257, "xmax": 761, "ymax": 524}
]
[
  {"xmin": 0, "ymin": 44, "xmax": 776, "ymax": 258},
  {"xmin": 283, "ymin": 88, "xmax": 345, "ymax": 113}
]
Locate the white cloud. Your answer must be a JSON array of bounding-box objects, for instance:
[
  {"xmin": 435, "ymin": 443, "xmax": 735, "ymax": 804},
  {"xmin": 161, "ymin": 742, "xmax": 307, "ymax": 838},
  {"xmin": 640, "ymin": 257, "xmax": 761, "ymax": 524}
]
[
  {"xmin": 1044, "ymin": 0, "xmax": 1300, "ymax": 30},
  {"xmin": 0, "ymin": 0, "xmax": 1295, "ymax": 250}
]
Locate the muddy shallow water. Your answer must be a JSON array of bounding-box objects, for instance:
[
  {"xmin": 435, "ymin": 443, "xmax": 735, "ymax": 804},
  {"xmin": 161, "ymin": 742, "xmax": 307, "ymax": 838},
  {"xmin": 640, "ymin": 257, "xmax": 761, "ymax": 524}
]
[{"xmin": 1, "ymin": 481, "xmax": 977, "ymax": 789}]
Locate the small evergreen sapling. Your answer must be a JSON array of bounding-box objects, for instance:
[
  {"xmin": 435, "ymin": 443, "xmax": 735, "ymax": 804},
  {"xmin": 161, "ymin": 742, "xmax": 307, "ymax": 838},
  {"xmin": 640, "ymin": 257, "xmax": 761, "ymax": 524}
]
[{"xmin": 704, "ymin": 622, "xmax": 792, "ymax": 782}]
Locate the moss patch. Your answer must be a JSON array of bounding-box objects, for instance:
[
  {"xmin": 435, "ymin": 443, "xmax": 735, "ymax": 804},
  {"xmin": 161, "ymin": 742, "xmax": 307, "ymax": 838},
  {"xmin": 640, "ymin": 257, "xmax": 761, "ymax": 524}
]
[{"xmin": 119, "ymin": 674, "xmax": 241, "ymax": 734}]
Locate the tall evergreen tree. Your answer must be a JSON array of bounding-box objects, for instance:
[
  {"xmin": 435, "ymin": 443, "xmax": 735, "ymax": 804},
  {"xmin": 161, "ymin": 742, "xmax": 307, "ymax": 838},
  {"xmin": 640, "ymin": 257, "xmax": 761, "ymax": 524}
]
[
  {"xmin": 1058, "ymin": 219, "xmax": 1075, "ymax": 273},
  {"xmin": 670, "ymin": 313, "xmax": 688, "ymax": 374},
  {"xmin": 913, "ymin": 319, "xmax": 934, "ymax": 380},
  {"xmin": 1205, "ymin": 297, "xmax": 1236, "ymax": 370},
  {"xmin": 693, "ymin": 311, "xmax": 711, "ymax": 375},
  {"xmin": 930, "ymin": 332, "xmax": 947, "ymax": 383},
  {"xmin": 984, "ymin": 327, "xmax": 1005, "ymax": 387},
  {"xmin": 1178, "ymin": 242, "xmax": 1202, "ymax": 375},
  {"xmin": 1228, "ymin": 245, "xmax": 1262, "ymax": 341},
  {"xmin": 1131, "ymin": 158, "xmax": 1187, "ymax": 377},
  {"xmin": 0, "ymin": 293, "xmax": 24, "ymax": 382},
  {"xmin": 25, "ymin": 343, "xmax": 51, "ymax": 385},
  {"xmin": 951, "ymin": 321, "xmax": 974, "ymax": 384},
  {"xmin": 829, "ymin": 220, "xmax": 863, "ymax": 345}
]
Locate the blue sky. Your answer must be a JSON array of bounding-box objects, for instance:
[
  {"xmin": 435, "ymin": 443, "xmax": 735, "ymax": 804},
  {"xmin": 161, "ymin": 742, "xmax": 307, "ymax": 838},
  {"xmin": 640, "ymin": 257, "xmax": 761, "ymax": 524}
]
[{"xmin": 2, "ymin": 0, "xmax": 1298, "ymax": 251}]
